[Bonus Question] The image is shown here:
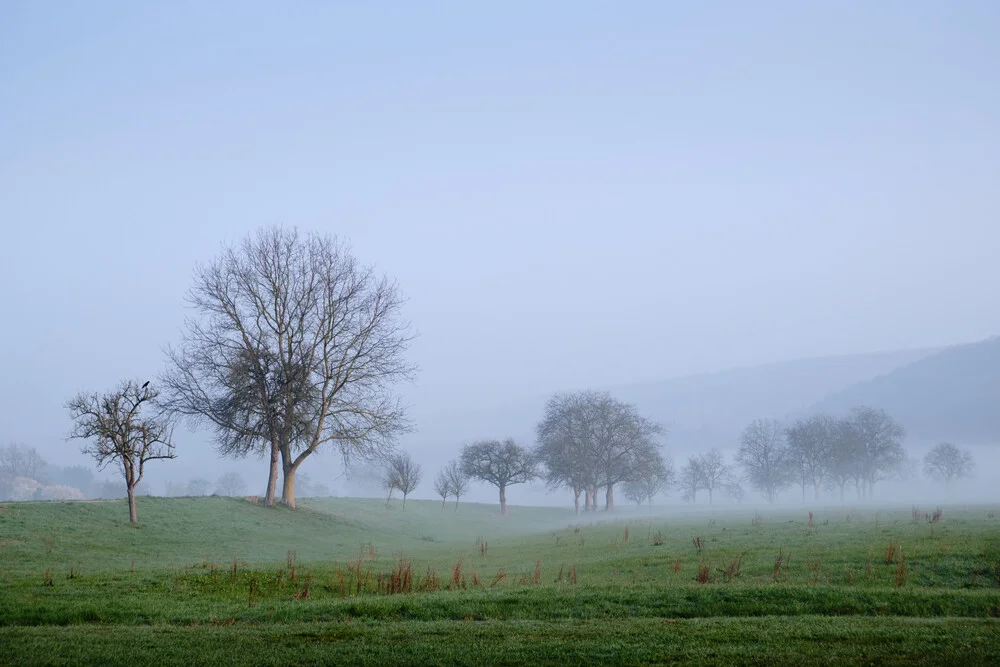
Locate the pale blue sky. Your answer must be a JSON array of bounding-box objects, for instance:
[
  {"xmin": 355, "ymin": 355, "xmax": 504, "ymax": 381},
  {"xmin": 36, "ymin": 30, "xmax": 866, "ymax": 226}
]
[{"xmin": 2, "ymin": 1, "xmax": 999, "ymax": 486}]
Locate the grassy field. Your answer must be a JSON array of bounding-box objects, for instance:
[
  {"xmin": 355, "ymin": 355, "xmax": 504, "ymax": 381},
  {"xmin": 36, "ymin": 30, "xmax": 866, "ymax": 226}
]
[{"xmin": 1, "ymin": 496, "xmax": 999, "ymax": 665}]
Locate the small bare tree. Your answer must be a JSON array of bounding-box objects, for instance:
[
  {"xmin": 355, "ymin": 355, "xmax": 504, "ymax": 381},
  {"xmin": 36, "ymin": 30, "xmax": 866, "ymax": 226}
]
[
  {"xmin": 215, "ymin": 471, "xmax": 248, "ymax": 496},
  {"xmin": 0, "ymin": 443, "xmax": 48, "ymax": 481},
  {"xmin": 726, "ymin": 475, "xmax": 746, "ymax": 503},
  {"xmin": 66, "ymin": 380, "xmax": 176, "ymax": 524},
  {"xmin": 622, "ymin": 452, "xmax": 674, "ymax": 508},
  {"xmin": 461, "ymin": 438, "xmax": 536, "ymax": 515},
  {"xmin": 433, "ymin": 468, "xmax": 450, "ymax": 509},
  {"xmin": 444, "ymin": 459, "xmax": 470, "ymax": 511},
  {"xmin": 693, "ymin": 448, "xmax": 732, "ymax": 505},
  {"xmin": 384, "ymin": 452, "xmax": 421, "ymax": 509},
  {"xmin": 0, "ymin": 443, "xmax": 48, "ymax": 499},
  {"xmin": 678, "ymin": 457, "xmax": 702, "ymax": 503},
  {"xmin": 923, "ymin": 443, "xmax": 974, "ymax": 486},
  {"xmin": 187, "ymin": 478, "xmax": 212, "ymax": 496},
  {"xmin": 382, "ymin": 467, "xmax": 396, "ymax": 504},
  {"xmin": 163, "ymin": 226, "xmax": 415, "ymax": 509}
]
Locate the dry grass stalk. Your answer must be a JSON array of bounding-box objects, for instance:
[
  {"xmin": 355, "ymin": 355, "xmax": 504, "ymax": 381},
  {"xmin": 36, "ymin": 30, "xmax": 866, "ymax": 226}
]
[
  {"xmin": 719, "ymin": 553, "xmax": 744, "ymax": 583},
  {"xmin": 893, "ymin": 549, "xmax": 908, "ymax": 587},
  {"xmin": 772, "ymin": 549, "xmax": 788, "ymax": 582},
  {"xmin": 886, "ymin": 541, "xmax": 900, "ymax": 566}
]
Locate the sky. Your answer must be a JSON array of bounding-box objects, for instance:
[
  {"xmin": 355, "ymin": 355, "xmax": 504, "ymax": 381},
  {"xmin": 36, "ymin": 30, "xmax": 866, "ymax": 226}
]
[{"xmin": 1, "ymin": 1, "xmax": 999, "ymax": 493}]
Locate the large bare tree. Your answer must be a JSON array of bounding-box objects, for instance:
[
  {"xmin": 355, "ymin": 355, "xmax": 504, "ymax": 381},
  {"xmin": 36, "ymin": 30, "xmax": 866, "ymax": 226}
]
[
  {"xmin": 825, "ymin": 417, "xmax": 861, "ymax": 502},
  {"xmin": 536, "ymin": 391, "xmax": 663, "ymax": 512},
  {"xmin": 163, "ymin": 227, "xmax": 415, "ymax": 509},
  {"xmin": 535, "ymin": 393, "xmax": 599, "ymax": 513},
  {"xmin": 66, "ymin": 380, "xmax": 176, "ymax": 524},
  {"xmin": 786, "ymin": 414, "xmax": 835, "ymax": 502},
  {"xmin": 461, "ymin": 438, "xmax": 536, "ymax": 515},
  {"xmin": 736, "ymin": 418, "xmax": 792, "ymax": 503},
  {"xmin": 844, "ymin": 406, "xmax": 906, "ymax": 499}
]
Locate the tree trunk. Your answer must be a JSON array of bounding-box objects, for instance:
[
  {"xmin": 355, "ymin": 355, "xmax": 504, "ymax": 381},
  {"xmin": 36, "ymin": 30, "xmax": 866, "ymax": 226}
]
[
  {"xmin": 814, "ymin": 483, "xmax": 821, "ymax": 501},
  {"xmin": 281, "ymin": 469, "xmax": 296, "ymax": 509},
  {"xmin": 441, "ymin": 498, "xmax": 446, "ymax": 510},
  {"xmin": 402, "ymin": 492, "xmax": 407, "ymax": 510},
  {"xmin": 573, "ymin": 488, "xmax": 581, "ymax": 515},
  {"xmin": 605, "ymin": 484, "xmax": 615, "ymax": 512},
  {"xmin": 499, "ymin": 485, "xmax": 507, "ymax": 516},
  {"xmin": 264, "ymin": 443, "xmax": 279, "ymax": 507},
  {"xmin": 708, "ymin": 487, "xmax": 713, "ymax": 505},
  {"xmin": 454, "ymin": 496, "xmax": 460, "ymax": 511},
  {"xmin": 127, "ymin": 486, "xmax": 138, "ymax": 525}
]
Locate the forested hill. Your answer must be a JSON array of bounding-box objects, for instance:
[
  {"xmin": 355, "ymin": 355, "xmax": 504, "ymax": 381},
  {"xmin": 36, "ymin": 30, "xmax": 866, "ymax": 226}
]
[
  {"xmin": 807, "ymin": 336, "xmax": 1000, "ymax": 445},
  {"xmin": 608, "ymin": 348, "xmax": 936, "ymax": 449},
  {"xmin": 409, "ymin": 347, "xmax": 937, "ymax": 458}
]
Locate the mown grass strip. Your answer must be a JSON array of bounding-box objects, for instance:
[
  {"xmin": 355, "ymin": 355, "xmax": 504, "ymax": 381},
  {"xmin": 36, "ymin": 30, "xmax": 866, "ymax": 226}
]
[{"xmin": 1, "ymin": 616, "xmax": 998, "ymax": 666}]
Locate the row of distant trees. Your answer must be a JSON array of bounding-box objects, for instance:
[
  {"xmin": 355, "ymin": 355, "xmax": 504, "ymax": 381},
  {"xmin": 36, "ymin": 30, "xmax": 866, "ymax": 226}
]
[
  {"xmin": 0, "ymin": 442, "xmax": 122, "ymax": 500},
  {"xmin": 734, "ymin": 410, "xmax": 975, "ymax": 504},
  {"xmin": 0, "ymin": 442, "xmax": 260, "ymax": 502},
  {"xmin": 414, "ymin": 394, "xmax": 978, "ymax": 514},
  {"xmin": 402, "ymin": 391, "xmax": 669, "ymax": 515}
]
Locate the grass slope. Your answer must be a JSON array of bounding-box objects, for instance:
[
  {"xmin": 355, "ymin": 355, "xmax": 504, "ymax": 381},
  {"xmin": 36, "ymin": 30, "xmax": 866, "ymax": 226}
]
[{"xmin": 1, "ymin": 497, "xmax": 999, "ymax": 665}]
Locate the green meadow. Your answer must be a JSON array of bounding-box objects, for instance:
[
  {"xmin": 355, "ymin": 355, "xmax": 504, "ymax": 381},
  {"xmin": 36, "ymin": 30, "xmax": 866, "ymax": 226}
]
[{"xmin": 1, "ymin": 497, "xmax": 998, "ymax": 665}]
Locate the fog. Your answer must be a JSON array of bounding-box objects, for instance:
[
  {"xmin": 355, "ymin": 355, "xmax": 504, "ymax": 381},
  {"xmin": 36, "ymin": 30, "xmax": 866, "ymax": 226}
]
[{"xmin": 2, "ymin": 2, "xmax": 999, "ymax": 511}]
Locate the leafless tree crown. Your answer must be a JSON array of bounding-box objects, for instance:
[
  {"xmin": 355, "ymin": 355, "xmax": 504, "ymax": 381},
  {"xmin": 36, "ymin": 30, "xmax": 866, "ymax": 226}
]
[
  {"xmin": 736, "ymin": 418, "xmax": 792, "ymax": 503},
  {"xmin": 461, "ymin": 438, "xmax": 536, "ymax": 514},
  {"xmin": 162, "ymin": 226, "xmax": 415, "ymax": 508},
  {"xmin": 923, "ymin": 442, "xmax": 974, "ymax": 484},
  {"xmin": 535, "ymin": 391, "xmax": 664, "ymax": 511},
  {"xmin": 384, "ymin": 452, "xmax": 422, "ymax": 498}
]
